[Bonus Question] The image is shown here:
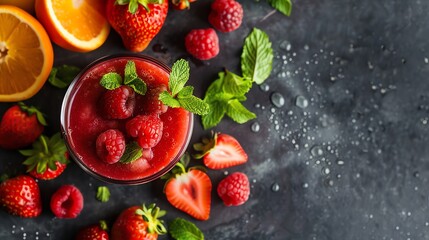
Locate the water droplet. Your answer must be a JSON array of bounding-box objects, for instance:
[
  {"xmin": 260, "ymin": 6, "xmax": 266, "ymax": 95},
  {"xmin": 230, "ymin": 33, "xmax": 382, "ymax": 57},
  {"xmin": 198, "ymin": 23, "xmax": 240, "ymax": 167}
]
[
  {"xmin": 310, "ymin": 145, "xmax": 324, "ymax": 156},
  {"xmin": 302, "ymin": 183, "xmax": 309, "ymax": 188},
  {"xmin": 322, "ymin": 167, "xmax": 331, "ymax": 175},
  {"xmin": 270, "ymin": 92, "xmax": 285, "ymax": 108},
  {"xmin": 295, "ymin": 95, "xmax": 309, "ymax": 109},
  {"xmin": 251, "ymin": 122, "xmax": 260, "ymax": 133},
  {"xmin": 336, "ymin": 159, "xmax": 345, "ymax": 165},
  {"xmin": 280, "ymin": 40, "xmax": 292, "ymax": 51},
  {"xmin": 271, "ymin": 183, "xmax": 280, "ymax": 192},
  {"xmin": 413, "ymin": 171, "xmax": 420, "ymax": 178},
  {"xmin": 425, "ymin": 57, "xmax": 429, "ymax": 64},
  {"xmin": 304, "ymin": 44, "xmax": 310, "ymax": 50},
  {"xmin": 259, "ymin": 83, "xmax": 270, "ymax": 92}
]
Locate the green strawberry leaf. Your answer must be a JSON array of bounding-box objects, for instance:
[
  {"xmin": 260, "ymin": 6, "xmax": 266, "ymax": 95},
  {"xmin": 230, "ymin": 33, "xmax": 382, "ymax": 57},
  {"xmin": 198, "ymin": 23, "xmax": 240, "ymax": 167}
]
[
  {"xmin": 169, "ymin": 218, "xmax": 204, "ymax": 240},
  {"xmin": 226, "ymin": 99, "xmax": 256, "ymax": 124},
  {"xmin": 96, "ymin": 186, "xmax": 110, "ymax": 202},
  {"xmin": 48, "ymin": 65, "xmax": 81, "ymax": 89},
  {"xmin": 241, "ymin": 28, "xmax": 273, "ymax": 85},
  {"xmin": 119, "ymin": 141, "xmax": 143, "ymax": 164},
  {"xmin": 268, "ymin": 0, "xmax": 292, "ymax": 16},
  {"xmin": 100, "ymin": 72, "xmax": 123, "ymax": 90}
]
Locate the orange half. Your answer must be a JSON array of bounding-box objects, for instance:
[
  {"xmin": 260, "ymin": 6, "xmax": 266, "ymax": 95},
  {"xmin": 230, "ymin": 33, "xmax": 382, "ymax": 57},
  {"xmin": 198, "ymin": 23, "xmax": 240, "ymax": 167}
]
[
  {"xmin": 35, "ymin": 0, "xmax": 110, "ymax": 52},
  {"xmin": 0, "ymin": 5, "xmax": 53, "ymax": 102}
]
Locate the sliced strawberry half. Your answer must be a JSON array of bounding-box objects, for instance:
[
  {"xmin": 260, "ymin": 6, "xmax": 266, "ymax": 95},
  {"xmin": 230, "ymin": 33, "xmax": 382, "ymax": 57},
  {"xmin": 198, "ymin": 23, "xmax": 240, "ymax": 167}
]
[
  {"xmin": 193, "ymin": 133, "xmax": 248, "ymax": 170},
  {"xmin": 162, "ymin": 154, "xmax": 212, "ymax": 221}
]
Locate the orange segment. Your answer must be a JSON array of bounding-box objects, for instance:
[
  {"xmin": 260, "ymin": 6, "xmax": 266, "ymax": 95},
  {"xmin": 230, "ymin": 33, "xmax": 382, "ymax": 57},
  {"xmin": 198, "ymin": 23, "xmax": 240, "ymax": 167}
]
[
  {"xmin": 35, "ymin": 0, "xmax": 110, "ymax": 52},
  {"xmin": 0, "ymin": 5, "xmax": 53, "ymax": 102}
]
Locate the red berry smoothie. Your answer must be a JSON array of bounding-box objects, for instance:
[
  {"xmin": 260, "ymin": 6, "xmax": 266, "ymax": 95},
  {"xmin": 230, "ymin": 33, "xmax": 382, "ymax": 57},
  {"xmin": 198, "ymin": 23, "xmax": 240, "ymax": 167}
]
[{"xmin": 61, "ymin": 55, "xmax": 193, "ymax": 184}]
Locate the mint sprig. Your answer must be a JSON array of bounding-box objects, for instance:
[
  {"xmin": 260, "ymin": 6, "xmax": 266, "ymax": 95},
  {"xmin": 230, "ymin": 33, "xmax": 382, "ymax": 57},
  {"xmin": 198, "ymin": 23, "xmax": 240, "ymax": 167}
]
[
  {"xmin": 119, "ymin": 141, "xmax": 143, "ymax": 164},
  {"xmin": 159, "ymin": 59, "xmax": 209, "ymax": 116},
  {"xmin": 268, "ymin": 0, "xmax": 292, "ymax": 16},
  {"xmin": 100, "ymin": 61, "xmax": 147, "ymax": 95},
  {"xmin": 48, "ymin": 65, "xmax": 81, "ymax": 89},
  {"xmin": 169, "ymin": 218, "xmax": 204, "ymax": 240},
  {"xmin": 241, "ymin": 28, "xmax": 273, "ymax": 85},
  {"xmin": 201, "ymin": 28, "xmax": 273, "ymax": 129}
]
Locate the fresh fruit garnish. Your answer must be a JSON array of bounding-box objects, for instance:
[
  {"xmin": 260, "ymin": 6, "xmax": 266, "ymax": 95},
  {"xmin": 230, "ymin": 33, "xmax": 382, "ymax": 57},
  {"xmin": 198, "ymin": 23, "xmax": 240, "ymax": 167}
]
[
  {"xmin": 162, "ymin": 154, "xmax": 212, "ymax": 220},
  {"xmin": 0, "ymin": 5, "xmax": 53, "ymax": 102},
  {"xmin": 126, "ymin": 114, "xmax": 163, "ymax": 149},
  {"xmin": 142, "ymin": 85, "xmax": 168, "ymax": 115},
  {"xmin": 106, "ymin": 0, "xmax": 168, "ymax": 52},
  {"xmin": 193, "ymin": 133, "xmax": 248, "ymax": 169},
  {"xmin": 0, "ymin": 102, "xmax": 46, "ymax": 150},
  {"xmin": 171, "ymin": 0, "xmax": 196, "ymax": 10},
  {"xmin": 159, "ymin": 59, "xmax": 209, "ymax": 115},
  {"xmin": 20, "ymin": 133, "xmax": 69, "ymax": 180},
  {"xmin": 100, "ymin": 60, "xmax": 147, "ymax": 96},
  {"xmin": 111, "ymin": 203, "xmax": 167, "ymax": 240},
  {"xmin": 208, "ymin": 0, "xmax": 243, "ymax": 32},
  {"xmin": 0, "ymin": 175, "xmax": 42, "ymax": 218},
  {"xmin": 217, "ymin": 172, "xmax": 250, "ymax": 206},
  {"xmin": 96, "ymin": 186, "xmax": 111, "ymax": 203},
  {"xmin": 75, "ymin": 220, "xmax": 109, "ymax": 240},
  {"xmin": 168, "ymin": 218, "xmax": 204, "ymax": 240},
  {"xmin": 268, "ymin": 0, "xmax": 292, "ymax": 16},
  {"xmin": 201, "ymin": 28, "xmax": 273, "ymax": 129},
  {"xmin": 0, "ymin": 0, "xmax": 35, "ymax": 14},
  {"xmin": 48, "ymin": 64, "xmax": 81, "ymax": 89},
  {"xmin": 50, "ymin": 185, "xmax": 84, "ymax": 218},
  {"xmin": 102, "ymin": 86, "xmax": 136, "ymax": 119},
  {"xmin": 35, "ymin": 0, "xmax": 110, "ymax": 52},
  {"xmin": 96, "ymin": 129, "xmax": 126, "ymax": 164},
  {"xmin": 185, "ymin": 28, "xmax": 219, "ymax": 60}
]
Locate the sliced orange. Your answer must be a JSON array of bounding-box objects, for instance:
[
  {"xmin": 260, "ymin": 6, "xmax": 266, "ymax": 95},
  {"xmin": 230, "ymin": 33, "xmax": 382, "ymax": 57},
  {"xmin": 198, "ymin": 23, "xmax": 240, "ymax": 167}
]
[
  {"xmin": 0, "ymin": 5, "xmax": 53, "ymax": 102},
  {"xmin": 35, "ymin": 0, "xmax": 110, "ymax": 52}
]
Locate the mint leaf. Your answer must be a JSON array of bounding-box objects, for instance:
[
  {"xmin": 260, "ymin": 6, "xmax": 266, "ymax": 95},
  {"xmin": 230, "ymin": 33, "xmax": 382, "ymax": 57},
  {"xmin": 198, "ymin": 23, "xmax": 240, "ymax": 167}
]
[
  {"xmin": 128, "ymin": 78, "xmax": 147, "ymax": 95},
  {"xmin": 119, "ymin": 142, "xmax": 143, "ymax": 164},
  {"xmin": 48, "ymin": 65, "xmax": 80, "ymax": 88},
  {"xmin": 169, "ymin": 218, "xmax": 204, "ymax": 240},
  {"xmin": 124, "ymin": 60, "xmax": 138, "ymax": 85},
  {"xmin": 178, "ymin": 86, "xmax": 194, "ymax": 98},
  {"xmin": 226, "ymin": 99, "xmax": 257, "ymax": 123},
  {"xmin": 96, "ymin": 186, "xmax": 110, "ymax": 202},
  {"xmin": 169, "ymin": 59, "xmax": 190, "ymax": 96},
  {"xmin": 241, "ymin": 28, "xmax": 273, "ymax": 85},
  {"xmin": 159, "ymin": 91, "xmax": 181, "ymax": 108},
  {"xmin": 268, "ymin": 0, "xmax": 292, "ymax": 16},
  {"xmin": 178, "ymin": 95, "xmax": 210, "ymax": 116},
  {"xmin": 100, "ymin": 72, "xmax": 122, "ymax": 90},
  {"xmin": 222, "ymin": 70, "xmax": 253, "ymax": 96},
  {"xmin": 202, "ymin": 101, "xmax": 227, "ymax": 129}
]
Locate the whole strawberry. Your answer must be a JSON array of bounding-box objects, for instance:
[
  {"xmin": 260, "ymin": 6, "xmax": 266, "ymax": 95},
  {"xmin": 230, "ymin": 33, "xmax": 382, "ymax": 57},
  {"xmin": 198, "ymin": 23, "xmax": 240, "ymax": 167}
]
[
  {"xmin": 0, "ymin": 102, "xmax": 46, "ymax": 150},
  {"xmin": 106, "ymin": 0, "xmax": 168, "ymax": 52},
  {"xmin": 111, "ymin": 203, "xmax": 166, "ymax": 240},
  {"xmin": 0, "ymin": 175, "xmax": 42, "ymax": 217},
  {"xmin": 76, "ymin": 220, "xmax": 110, "ymax": 240},
  {"xmin": 20, "ymin": 133, "xmax": 69, "ymax": 180},
  {"xmin": 217, "ymin": 172, "xmax": 250, "ymax": 206}
]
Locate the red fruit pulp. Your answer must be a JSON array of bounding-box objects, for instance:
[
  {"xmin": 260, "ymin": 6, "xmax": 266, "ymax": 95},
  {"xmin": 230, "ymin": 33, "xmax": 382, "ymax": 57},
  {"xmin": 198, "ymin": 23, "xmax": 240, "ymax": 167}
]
[{"xmin": 61, "ymin": 55, "xmax": 192, "ymax": 183}]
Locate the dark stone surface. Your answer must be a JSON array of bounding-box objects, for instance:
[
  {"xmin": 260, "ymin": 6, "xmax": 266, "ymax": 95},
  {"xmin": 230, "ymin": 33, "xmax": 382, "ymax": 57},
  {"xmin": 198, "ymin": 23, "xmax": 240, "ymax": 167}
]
[{"xmin": 2, "ymin": 0, "xmax": 429, "ymax": 239}]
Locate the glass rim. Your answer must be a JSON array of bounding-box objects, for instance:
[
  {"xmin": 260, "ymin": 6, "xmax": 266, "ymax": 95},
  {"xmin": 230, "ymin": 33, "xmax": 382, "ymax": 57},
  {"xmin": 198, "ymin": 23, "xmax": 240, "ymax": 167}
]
[{"xmin": 60, "ymin": 54, "xmax": 194, "ymax": 185}]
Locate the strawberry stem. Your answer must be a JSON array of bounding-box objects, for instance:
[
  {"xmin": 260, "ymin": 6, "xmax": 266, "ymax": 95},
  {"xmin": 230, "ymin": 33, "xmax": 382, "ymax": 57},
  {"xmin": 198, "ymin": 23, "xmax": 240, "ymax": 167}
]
[{"xmin": 40, "ymin": 135, "xmax": 49, "ymax": 154}]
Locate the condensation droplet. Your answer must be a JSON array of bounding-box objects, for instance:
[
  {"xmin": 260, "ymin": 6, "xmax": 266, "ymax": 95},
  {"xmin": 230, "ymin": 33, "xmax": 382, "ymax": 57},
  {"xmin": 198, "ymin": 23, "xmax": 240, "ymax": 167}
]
[
  {"xmin": 303, "ymin": 183, "xmax": 309, "ymax": 188},
  {"xmin": 270, "ymin": 92, "xmax": 285, "ymax": 108},
  {"xmin": 271, "ymin": 183, "xmax": 280, "ymax": 192},
  {"xmin": 295, "ymin": 95, "xmax": 309, "ymax": 109},
  {"xmin": 251, "ymin": 122, "xmax": 260, "ymax": 133},
  {"xmin": 322, "ymin": 167, "xmax": 331, "ymax": 175},
  {"xmin": 310, "ymin": 145, "xmax": 324, "ymax": 156},
  {"xmin": 260, "ymin": 83, "xmax": 270, "ymax": 92},
  {"xmin": 336, "ymin": 159, "xmax": 345, "ymax": 165}
]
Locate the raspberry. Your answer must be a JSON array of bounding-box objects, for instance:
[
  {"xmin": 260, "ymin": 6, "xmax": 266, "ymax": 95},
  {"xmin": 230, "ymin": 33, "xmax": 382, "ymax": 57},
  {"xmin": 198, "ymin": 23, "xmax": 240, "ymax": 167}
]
[
  {"xmin": 125, "ymin": 114, "xmax": 163, "ymax": 148},
  {"xmin": 102, "ymin": 85, "xmax": 136, "ymax": 119},
  {"xmin": 143, "ymin": 84, "xmax": 168, "ymax": 114},
  {"xmin": 209, "ymin": 0, "xmax": 243, "ymax": 33},
  {"xmin": 217, "ymin": 172, "xmax": 250, "ymax": 206},
  {"xmin": 185, "ymin": 28, "xmax": 219, "ymax": 60},
  {"xmin": 96, "ymin": 129, "xmax": 126, "ymax": 164},
  {"xmin": 50, "ymin": 185, "xmax": 84, "ymax": 218}
]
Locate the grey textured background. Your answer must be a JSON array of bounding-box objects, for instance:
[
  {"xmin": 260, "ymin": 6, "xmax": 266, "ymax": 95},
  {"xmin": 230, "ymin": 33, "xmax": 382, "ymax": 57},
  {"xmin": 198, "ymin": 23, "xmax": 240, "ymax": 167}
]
[{"xmin": 1, "ymin": 0, "xmax": 429, "ymax": 239}]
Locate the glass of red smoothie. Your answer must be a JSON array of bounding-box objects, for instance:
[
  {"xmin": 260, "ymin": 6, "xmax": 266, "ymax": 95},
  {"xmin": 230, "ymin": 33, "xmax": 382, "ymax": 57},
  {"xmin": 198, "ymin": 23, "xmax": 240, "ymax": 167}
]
[{"xmin": 60, "ymin": 54, "xmax": 193, "ymax": 185}]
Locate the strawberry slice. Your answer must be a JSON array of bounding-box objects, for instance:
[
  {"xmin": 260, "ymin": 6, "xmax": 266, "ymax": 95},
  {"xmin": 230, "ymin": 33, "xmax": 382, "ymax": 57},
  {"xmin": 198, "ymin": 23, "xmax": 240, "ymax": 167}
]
[
  {"xmin": 193, "ymin": 133, "xmax": 248, "ymax": 169},
  {"xmin": 162, "ymin": 154, "xmax": 212, "ymax": 221}
]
